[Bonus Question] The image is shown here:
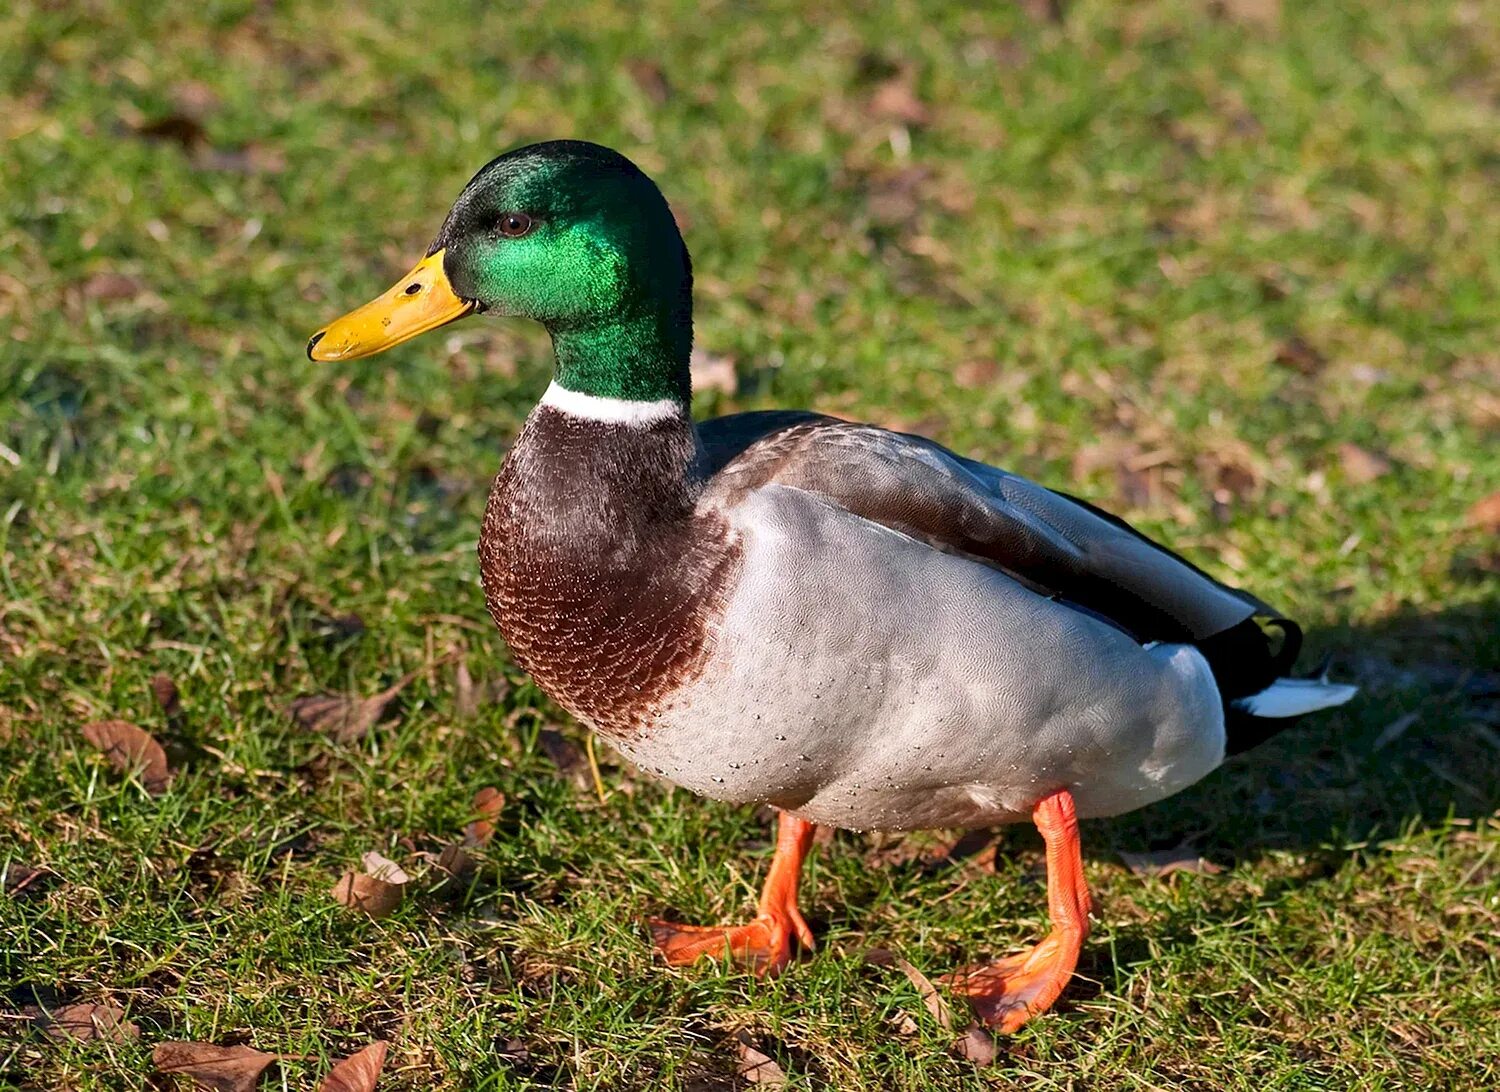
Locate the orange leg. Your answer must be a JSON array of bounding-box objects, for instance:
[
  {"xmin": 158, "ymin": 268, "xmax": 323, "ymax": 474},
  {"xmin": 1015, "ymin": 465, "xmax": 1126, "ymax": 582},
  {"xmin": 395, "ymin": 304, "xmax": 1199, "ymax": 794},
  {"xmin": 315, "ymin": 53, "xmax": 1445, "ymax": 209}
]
[
  {"xmin": 649, "ymin": 811, "xmax": 817, "ymax": 976},
  {"xmin": 943, "ymin": 788, "xmax": 1092, "ymax": 1033}
]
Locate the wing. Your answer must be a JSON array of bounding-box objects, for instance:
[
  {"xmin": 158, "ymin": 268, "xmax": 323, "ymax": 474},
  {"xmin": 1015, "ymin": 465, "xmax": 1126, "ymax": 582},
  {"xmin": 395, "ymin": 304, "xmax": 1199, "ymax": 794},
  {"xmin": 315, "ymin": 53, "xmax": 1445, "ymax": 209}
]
[{"xmin": 697, "ymin": 413, "xmax": 1278, "ymax": 645}]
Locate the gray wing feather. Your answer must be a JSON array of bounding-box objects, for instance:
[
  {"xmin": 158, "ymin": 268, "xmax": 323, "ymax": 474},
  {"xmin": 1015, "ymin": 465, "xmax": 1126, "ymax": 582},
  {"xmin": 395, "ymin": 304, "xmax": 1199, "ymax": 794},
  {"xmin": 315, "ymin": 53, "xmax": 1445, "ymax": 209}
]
[{"xmin": 697, "ymin": 413, "xmax": 1269, "ymax": 641}]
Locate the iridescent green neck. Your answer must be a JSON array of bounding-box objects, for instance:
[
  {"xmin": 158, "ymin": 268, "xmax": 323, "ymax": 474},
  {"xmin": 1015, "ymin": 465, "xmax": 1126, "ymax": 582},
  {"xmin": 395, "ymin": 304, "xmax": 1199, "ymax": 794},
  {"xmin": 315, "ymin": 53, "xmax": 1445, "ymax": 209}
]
[{"xmin": 551, "ymin": 305, "xmax": 692, "ymax": 404}]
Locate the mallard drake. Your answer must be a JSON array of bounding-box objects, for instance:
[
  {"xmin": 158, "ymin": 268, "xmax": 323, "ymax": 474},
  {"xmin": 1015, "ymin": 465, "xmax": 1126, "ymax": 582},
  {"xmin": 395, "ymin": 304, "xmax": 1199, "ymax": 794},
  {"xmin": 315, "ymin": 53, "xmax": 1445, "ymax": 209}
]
[{"xmin": 309, "ymin": 140, "xmax": 1356, "ymax": 1032}]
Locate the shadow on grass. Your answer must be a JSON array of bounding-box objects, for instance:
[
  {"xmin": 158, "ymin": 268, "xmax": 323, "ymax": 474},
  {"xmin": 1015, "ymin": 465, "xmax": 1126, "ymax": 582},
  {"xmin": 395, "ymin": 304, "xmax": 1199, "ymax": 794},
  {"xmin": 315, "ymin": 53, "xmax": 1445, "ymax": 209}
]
[{"xmin": 1091, "ymin": 599, "xmax": 1500, "ymax": 863}]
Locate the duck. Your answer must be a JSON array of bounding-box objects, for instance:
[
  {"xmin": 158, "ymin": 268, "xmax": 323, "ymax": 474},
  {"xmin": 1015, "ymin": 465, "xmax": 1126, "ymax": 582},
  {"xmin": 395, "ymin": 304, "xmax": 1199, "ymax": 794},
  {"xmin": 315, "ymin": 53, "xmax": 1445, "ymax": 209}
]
[{"xmin": 308, "ymin": 140, "xmax": 1357, "ymax": 1033}]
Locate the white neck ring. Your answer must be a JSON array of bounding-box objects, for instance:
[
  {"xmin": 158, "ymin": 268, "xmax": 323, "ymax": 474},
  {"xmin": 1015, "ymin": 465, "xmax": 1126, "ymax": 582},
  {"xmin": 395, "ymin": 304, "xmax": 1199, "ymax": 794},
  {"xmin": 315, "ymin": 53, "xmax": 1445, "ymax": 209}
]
[{"xmin": 539, "ymin": 381, "xmax": 686, "ymax": 426}]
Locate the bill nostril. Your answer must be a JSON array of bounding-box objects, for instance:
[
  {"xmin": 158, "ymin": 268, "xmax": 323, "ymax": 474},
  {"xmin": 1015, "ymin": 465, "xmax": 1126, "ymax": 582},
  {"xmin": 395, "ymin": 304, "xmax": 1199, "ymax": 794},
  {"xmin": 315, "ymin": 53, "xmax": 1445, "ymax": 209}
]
[
  {"xmin": 306, "ymin": 330, "xmax": 326, "ymax": 360},
  {"xmin": 404, "ymin": 282, "xmax": 422, "ymax": 296}
]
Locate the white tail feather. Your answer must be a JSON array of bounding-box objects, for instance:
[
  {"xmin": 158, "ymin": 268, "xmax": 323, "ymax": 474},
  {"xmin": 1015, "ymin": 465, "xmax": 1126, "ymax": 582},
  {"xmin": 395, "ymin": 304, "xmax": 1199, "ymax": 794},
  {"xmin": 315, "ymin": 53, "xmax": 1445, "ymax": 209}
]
[{"xmin": 1233, "ymin": 677, "xmax": 1358, "ymax": 718}]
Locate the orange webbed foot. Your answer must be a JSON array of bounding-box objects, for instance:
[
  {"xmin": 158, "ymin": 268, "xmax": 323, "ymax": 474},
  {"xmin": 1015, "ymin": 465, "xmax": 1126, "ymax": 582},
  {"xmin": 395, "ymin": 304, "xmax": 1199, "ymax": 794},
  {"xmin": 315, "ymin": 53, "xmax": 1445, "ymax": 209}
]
[
  {"xmin": 650, "ymin": 811, "xmax": 818, "ymax": 977},
  {"xmin": 944, "ymin": 789, "xmax": 1092, "ymax": 1033},
  {"xmin": 649, "ymin": 906, "xmax": 813, "ymax": 976},
  {"xmin": 942, "ymin": 929, "xmax": 1084, "ymax": 1033}
]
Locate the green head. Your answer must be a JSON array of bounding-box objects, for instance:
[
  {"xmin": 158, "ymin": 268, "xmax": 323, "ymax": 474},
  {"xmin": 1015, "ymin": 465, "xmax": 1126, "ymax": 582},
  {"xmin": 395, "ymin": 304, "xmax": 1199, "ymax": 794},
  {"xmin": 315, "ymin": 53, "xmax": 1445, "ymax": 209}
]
[{"xmin": 309, "ymin": 141, "xmax": 694, "ymax": 404}]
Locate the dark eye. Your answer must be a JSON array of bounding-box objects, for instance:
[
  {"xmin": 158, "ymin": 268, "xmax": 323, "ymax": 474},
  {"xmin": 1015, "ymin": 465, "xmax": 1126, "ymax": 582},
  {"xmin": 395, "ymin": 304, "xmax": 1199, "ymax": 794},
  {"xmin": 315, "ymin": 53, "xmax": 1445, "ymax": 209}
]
[{"xmin": 497, "ymin": 212, "xmax": 533, "ymax": 238}]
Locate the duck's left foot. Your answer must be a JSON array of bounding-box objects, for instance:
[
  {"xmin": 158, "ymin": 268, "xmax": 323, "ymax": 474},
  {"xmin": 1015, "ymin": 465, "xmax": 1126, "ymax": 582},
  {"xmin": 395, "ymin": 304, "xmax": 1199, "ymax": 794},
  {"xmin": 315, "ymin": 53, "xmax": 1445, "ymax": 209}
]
[
  {"xmin": 942, "ymin": 789, "xmax": 1092, "ymax": 1033},
  {"xmin": 649, "ymin": 810, "xmax": 817, "ymax": 977}
]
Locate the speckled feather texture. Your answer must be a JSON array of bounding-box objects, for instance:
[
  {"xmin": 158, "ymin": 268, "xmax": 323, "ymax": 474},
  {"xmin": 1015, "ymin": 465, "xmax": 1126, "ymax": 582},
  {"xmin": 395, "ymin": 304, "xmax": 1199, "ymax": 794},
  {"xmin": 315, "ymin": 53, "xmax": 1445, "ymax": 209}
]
[{"xmin": 481, "ymin": 401, "xmax": 1247, "ymax": 831}]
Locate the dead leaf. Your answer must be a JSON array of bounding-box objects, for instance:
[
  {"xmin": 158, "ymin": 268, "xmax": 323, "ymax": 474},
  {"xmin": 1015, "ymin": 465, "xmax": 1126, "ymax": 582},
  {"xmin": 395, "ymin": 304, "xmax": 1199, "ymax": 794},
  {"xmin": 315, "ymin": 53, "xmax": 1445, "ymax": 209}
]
[
  {"xmin": 1336, "ymin": 443, "xmax": 1393, "ymax": 485},
  {"xmin": 868, "ymin": 72, "xmax": 930, "ymax": 127},
  {"xmin": 28, "ymin": 1001, "xmax": 138, "ymax": 1044},
  {"xmin": 538, "ymin": 728, "xmax": 592, "ymax": 790},
  {"xmin": 954, "ymin": 359, "xmax": 1000, "ymax": 390},
  {"xmin": 152, "ymin": 1041, "xmax": 280, "ymax": 1091},
  {"xmin": 152, "ymin": 673, "xmax": 182, "ymax": 717},
  {"xmin": 80, "ymin": 720, "xmax": 172, "ymax": 794},
  {"xmin": 4, "ymin": 862, "xmax": 54, "ymax": 898},
  {"xmin": 1217, "ymin": 0, "xmax": 1281, "ymax": 27},
  {"xmin": 132, "ymin": 113, "xmax": 208, "ymax": 149},
  {"xmin": 332, "ymin": 852, "xmax": 409, "ymax": 919},
  {"xmin": 437, "ymin": 787, "xmax": 505, "ymax": 879},
  {"xmin": 454, "ymin": 662, "xmax": 478, "ymax": 719},
  {"xmin": 466, "ymin": 786, "xmax": 505, "ymax": 846},
  {"xmin": 169, "ymin": 80, "xmax": 221, "ymax": 117},
  {"xmin": 290, "ymin": 667, "xmax": 424, "ymax": 743},
  {"xmin": 626, "ymin": 59, "xmax": 671, "ymax": 104},
  {"xmin": 80, "ymin": 271, "xmax": 147, "ymax": 302},
  {"xmin": 321, "ymin": 1041, "xmax": 388, "ymax": 1092},
  {"xmin": 1019, "ymin": 0, "xmax": 1065, "ymax": 22},
  {"xmin": 689, "ymin": 347, "xmax": 738, "ymax": 395},
  {"xmin": 889, "ymin": 953, "xmax": 953, "ymax": 1029},
  {"xmin": 952, "ymin": 1022, "xmax": 999, "ymax": 1065},
  {"xmin": 1119, "ymin": 845, "xmax": 1224, "ymax": 879},
  {"xmin": 1272, "ymin": 336, "xmax": 1324, "ymax": 376},
  {"xmin": 1468, "ymin": 492, "xmax": 1500, "ymax": 534},
  {"xmin": 734, "ymin": 1031, "xmax": 787, "ymax": 1086}
]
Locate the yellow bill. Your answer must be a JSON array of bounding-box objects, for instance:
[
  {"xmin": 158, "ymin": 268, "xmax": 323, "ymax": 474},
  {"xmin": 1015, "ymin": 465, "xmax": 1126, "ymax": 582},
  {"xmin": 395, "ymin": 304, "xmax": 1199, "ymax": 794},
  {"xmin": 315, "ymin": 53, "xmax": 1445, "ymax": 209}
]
[{"xmin": 307, "ymin": 249, "xmax": 475, "ymax": 361}]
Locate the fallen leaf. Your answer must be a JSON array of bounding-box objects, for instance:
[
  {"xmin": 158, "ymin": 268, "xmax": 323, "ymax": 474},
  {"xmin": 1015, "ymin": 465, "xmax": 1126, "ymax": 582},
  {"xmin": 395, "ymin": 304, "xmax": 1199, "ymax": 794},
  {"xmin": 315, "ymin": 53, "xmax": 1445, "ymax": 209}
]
[
  {"xmin": 1119, "ymin": 845, "xmax": 1224, "ymax": 879},
  {"xmin": 1272, "ymin": 336, "xmax": 1324, "ymax": 376},
  {"xmin": 1218, "ymin": 0, "xmax": 1281, "ymax": 27},
  {"xmin": 321, "ymin": 1041, "xmax": 388, "ymax": 1092},
  {"xmin": 152, "ymin": 1041, "xmax": 280, "ymax": 1091},
  {"xmin": 331, "ymin": 852, "xmax": 409, "ymax": 919},
  {"xmin": 4, "ymin": 862, "xmax": 54, "ymax": 898},
  {"xmin": 868, "ymin": 71, "xmax": 930, "ymax": 126},
  {"xmin": 80, "ymin": 271, "xmax": 147, "ymax": 302},
  {"xmin": 331, "ymin": 871, "xmax": 403, "ymax": 918},
  {"xmin": 169, "ymin": 79, "xmax": 221, "ymax": 116},
  {"xmin": 454, "ymin": 662, "xmax": 479, "ymax": 719},
  {"xmin": 361, "ymin": 851, "xmax": 409, "ymax": 883},
  {"xmin": 81, "ymin": 720, "xmax": 172, "ymax": 794},
  {"xmin": 1468, "ymin": 491, "xmax": 1500, "ymax": 534},
  {"xmin": 538, "ymin": 728, "xmax": 592, "ymax": 790},
  {"xmin": 889, "ymin": 953, "xmax": 953, "ymax": 1029},
  {"xmin": 626, "ymin": 59, "xmax": 671, "ymax": 104},
  {"xmin": 434, "ymin": 842, "xmax": 473, "ymax": 880},
  {"xmin": 1336, "ymin": 442, "xmax": 1393, "ymax": 485},
  {"xmin": 290, "ymin": 667, "xmax": 424, "ymax": 743},
  {"xmin": 28, "ymin": 1001, "xmax": 138, "ymax": 1043},
  {"xmin": 952, "ymin": 1022, "xmax": 999, "ymax": 1065},
  {"xmin": 152, "ymin": 673, "xmax": 182, "ymax": 717},
  {"xmin": 437, "ymin": 787, "xmax": 505, "ymax": 879},
  {"xmin": 869, "ymin": 944, "xmax": 999, "ymax": 1063},
  {"xmin": 1019, "ymin": 0, "xmax": 1065, "ymax": 22},
  {"xmin": 689, "ymin": 347, "xmax": 738, "ymax": 395},
  {"xmin": 734, "ymin": 1031, "xmax": 786, "ymax": 1086},
  {"xmin": 131, "ymin": 113, "xmax": 208, "ymax": 149},
  {"xmin": 466, "ymin": 786, "xmax": 505, "ymax": 846}
]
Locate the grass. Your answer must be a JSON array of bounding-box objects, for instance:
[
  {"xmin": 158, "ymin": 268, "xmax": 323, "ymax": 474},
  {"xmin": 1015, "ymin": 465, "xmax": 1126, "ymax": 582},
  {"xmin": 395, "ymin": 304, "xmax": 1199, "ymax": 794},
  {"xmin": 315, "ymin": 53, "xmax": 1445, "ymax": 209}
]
[{"xmin": 2, "ymin": 0, "xmax": 1499, "ymax": 1087}]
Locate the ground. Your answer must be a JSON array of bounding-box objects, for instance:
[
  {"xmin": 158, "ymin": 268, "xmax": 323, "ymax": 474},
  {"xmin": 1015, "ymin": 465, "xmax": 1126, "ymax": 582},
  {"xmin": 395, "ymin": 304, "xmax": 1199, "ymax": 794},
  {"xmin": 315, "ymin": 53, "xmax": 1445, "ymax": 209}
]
[{"xmin": 2, "ymin": 0, "xmax": 1498, "ymax": 1088}]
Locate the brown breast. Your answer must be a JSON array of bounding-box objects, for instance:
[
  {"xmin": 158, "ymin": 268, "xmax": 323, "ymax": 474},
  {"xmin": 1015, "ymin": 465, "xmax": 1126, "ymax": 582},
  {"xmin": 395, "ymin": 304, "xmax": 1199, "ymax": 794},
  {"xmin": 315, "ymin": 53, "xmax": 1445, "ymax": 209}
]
[{"xmin": 477, "ymin": 406, "xmax": 740, "ymax": 738}]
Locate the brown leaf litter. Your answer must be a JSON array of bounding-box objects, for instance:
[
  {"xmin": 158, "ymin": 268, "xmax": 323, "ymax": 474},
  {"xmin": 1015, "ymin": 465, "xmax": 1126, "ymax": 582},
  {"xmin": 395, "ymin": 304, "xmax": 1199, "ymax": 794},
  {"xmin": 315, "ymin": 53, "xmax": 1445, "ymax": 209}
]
[
  {"xmin": 1119, "ymin": 844, "xmax": 1225, "ymax": 879},
  {"xmin": 864, "ymin": 948, "xmax": 999, "ymax": 1064},
  {"xmin": 437, "ymin": 786, "xmax": 505, "ymax": 879},
  {"xmin": 331, "ymin": 852, "xmax": 410, "ymax": 919},
  {"xmin": 152, "ymin": 1041, "xmax": 283, "ymax": 1091},
  {"xmin": 80, "ymin": 720, "xmax": 173, "ymax": 794},
  {"xmin": 734, "ymin": 1031, "xmax": 787, "ymax": 1086},
  {"xmin": 27, "ymin": 1002, "xmax": 139, "ymax": 1044},
  {"xmin": 289, "ymin": 665, "xmax": 429, "ymax": 743},
  {"xmin": 320, "ymin": 1040, "xmax": 389, "ymax": 1091}
]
